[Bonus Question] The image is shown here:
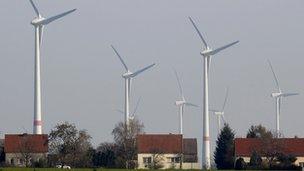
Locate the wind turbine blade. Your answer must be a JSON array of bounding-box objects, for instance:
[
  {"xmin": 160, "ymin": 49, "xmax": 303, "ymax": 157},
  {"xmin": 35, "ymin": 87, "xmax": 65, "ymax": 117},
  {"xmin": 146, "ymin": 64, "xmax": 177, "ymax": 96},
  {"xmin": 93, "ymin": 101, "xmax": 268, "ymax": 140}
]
[
  {"xmin": 267, "ymin": 60, "xmax": 281, "ymax": 92},
  {"xmin": 188, "ymin": 17, "xmax": 208, "ymax": 48},
  {"xmin": 29, "ymin": 0, "xmax": 40, "ymax": 17},
  {"xmin": 185, "ymin": 102, "xmax": 199, "ymax": 107},
  {"xmin": 209, "ymin": 41, "xmax": 239, "ymax": 55},
  {"xmin": 282, "ymin": 93, "xmax": 299, "ymax": 97},
  {"xmin": 209, "ymin": 109, "xmax": 218, "ymax": 113},
  {"xmin": 39, "ymin": 26, "xmax": 44, "ymax": 47},
  {"xmin": 221, "ymin": 115, "xmax": 226, "ymax": 123},
  {"xmin": 132, "ymin": 97, "xmax": 141, "ymax": 116},
  {"xmin": 111, "ymin": 45, "xmax": 128, "ymax": 71},
  {"xmin": 130, "ymin": 63, "xmax": 155, "ymax": 77},
  {"xmin": 221, "ymin": 87, "xmax": 229, "ymax": 111},
  {"xmin": 173, "ymin": 69, "xmax": 184, "ymax": 99},
  {"xmin": 116, "ymin": 109, "xmax": 124, "ymax": 114},
  {"xmin": 40, "ymin": 9, "xmax": 76, "ymax": 25}
]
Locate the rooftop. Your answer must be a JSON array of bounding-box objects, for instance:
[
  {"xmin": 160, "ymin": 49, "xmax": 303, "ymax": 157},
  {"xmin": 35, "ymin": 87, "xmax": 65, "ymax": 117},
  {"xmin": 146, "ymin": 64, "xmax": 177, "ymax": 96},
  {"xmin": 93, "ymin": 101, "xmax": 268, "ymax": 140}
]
[
  {"xmin": 137, "ymin": 134, "xmax": 183, "ymax": 154},
  {"xmin": 235, "ymin": 138, "xmax": 304, "ymax": 157},
  {"xmin": 4, "ymin": 134, "xmax": 48, "ymax": 153}
]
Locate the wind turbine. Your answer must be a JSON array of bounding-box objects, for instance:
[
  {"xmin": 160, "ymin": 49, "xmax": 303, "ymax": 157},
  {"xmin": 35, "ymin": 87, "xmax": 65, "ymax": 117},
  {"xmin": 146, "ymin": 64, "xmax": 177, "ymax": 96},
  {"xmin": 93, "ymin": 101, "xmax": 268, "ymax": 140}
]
[
  {"xmin": 29, "ymin": 0, "xmax": 76, "ymax": 134},
  {"xmin": 268, "ymin": 60, "xmax": 299, "ymax": 138},
  {"xmin": 174, "ymin": 70, "xmax": 198, "ymax": 135},
  {"xmin": 111, "ymin": 45, "xmax": 155, "ymax": 127},
  {"xmin": 188, "ymin": 16, "xmax": 239, "ymax": 169},
  {"xmin": 117, "ymin": 97, "xmax": 141, "ymax": 121},
  {"xmin": 210, "ymin": 88, "xmax": 229, "ymax": 135}
]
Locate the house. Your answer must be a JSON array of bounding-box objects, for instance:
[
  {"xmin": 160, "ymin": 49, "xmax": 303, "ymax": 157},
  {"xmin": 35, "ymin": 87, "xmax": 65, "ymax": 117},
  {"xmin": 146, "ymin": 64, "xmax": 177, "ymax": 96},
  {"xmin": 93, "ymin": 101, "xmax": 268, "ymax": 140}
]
[
  {"xmin": 137, "ymin": 134, "xmax": 200, "ymax": 169},
  {"xmin": 4, "ymin": 134, "xmax": 48, "ymax": 166},
  {"xmin": 235, "ymin": 138, "xmax": 304, "ymax": 166}
]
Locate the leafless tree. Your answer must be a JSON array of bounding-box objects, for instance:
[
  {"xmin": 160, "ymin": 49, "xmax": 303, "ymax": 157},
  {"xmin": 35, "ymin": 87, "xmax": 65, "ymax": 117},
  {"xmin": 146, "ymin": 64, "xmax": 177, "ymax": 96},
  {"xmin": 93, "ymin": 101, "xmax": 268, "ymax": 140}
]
[
  {"xmin": 18, "ymin": 135, "xmax": 34, "ymax": 167},
  {"xmin": 259, "ymin": 135, "xmax": 285, "ymax": 167},
  {"xmin": 112, "ymin": 117, "xmax": 144, "ymax": 168},
  {"xmin": 149, "ymin": 148, "xmax": 164, "ymax": 169}
]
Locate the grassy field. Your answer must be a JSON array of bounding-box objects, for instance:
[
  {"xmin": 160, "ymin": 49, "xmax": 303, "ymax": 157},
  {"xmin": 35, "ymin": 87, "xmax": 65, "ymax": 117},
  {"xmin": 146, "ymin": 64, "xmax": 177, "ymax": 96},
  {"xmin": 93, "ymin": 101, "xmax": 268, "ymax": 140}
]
[
  {"xmin": 0, "ymin": 169, "xmax": 275, "ymax": 171},
  {"xmin": 0, "ymin": 169, "xmax": 207, "ymax": 171},
  {"xmin": 0, "ymin": 169, "xmax": 208, "ymax": 171},
  {"xmin": 0, "ymin": 169, "xmax": 277, "ymax": 171}
]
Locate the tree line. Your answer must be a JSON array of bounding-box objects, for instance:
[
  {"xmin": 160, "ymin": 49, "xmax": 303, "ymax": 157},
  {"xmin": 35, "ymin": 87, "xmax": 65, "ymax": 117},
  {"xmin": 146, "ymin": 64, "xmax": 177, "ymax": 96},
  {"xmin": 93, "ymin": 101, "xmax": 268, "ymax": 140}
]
[{"xmin": 0, "ymin": 120, "xmax": 302, "ymax": 170}]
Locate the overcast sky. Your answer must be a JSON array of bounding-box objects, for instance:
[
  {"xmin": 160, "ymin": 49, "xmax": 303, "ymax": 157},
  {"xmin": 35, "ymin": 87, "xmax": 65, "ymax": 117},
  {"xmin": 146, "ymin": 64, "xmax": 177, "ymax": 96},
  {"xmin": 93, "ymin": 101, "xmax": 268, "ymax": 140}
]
[{"xmin": 0, "ymin": 0, "xmax": 304, "ymax": 164}]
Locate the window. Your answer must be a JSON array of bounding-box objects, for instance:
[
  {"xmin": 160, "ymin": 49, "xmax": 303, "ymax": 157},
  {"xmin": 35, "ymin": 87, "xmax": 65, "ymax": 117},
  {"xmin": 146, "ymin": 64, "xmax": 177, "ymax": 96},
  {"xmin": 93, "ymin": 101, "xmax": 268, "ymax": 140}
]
[
  {"xmin": 143, "ymin": 157, "xmax": 152, "ymax": 164},
  {"xmin": 171, "ymin": 157, "xmax": 180, "ymax": 163},
  {"xmin": 11, "ymin": 158, "xmax": 14, "ymax": 165}
]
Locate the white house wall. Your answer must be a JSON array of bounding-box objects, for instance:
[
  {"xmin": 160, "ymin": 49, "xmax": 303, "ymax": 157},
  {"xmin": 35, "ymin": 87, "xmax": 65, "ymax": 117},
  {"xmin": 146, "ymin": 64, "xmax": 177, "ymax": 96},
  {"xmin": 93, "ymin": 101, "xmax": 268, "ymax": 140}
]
[{"xmin": 138, "ymin": 153, "xmax": 200, "ymax": 169}]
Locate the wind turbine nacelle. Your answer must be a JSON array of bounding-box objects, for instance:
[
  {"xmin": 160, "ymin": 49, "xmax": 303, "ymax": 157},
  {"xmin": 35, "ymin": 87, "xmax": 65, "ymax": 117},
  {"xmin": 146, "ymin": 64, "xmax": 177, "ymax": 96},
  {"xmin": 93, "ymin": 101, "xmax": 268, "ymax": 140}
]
[
  {"xmin": 122, "ymin": 71, "xmax": 133, "ymax": 78},
  {"xmin": 175, "ymin": 101, "xmax": 185, "ymax": 106},
  {"xmin": 215, "ymin": 111, "xmax": 224, "ymax": 115},
  {"xmin": 31, "ymin": 17, "xmax": 45, "ymax": 26},
  {"xmin": 200, "ymin": 48, "xmax": 212, "ymax": 57},
  {"xmin": 271, "ymin": 92, "xmax": 281, "ymax": 98}
]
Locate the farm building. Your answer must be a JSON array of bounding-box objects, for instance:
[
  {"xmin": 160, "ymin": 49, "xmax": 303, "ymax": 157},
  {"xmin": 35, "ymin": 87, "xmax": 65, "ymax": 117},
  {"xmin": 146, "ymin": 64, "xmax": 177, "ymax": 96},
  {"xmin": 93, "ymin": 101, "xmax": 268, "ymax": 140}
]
[
  {"xmin": 4, "ymin": 134, "xmax": 48, "ymax": 166},
  {"xmin": 235, "ymin": 138, "xmax": 304, "ymax": 166},
  {"xmin": 137, "ymin": 134, "xmax": 199, "ymax": 169}
]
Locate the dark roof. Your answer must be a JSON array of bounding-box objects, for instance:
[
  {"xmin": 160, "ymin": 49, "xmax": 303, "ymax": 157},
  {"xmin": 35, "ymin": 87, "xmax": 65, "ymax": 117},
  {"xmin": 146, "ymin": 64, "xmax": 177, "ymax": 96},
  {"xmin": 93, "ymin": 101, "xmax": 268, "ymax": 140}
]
[
  {"xmin": 235, "ymin": 138, "xmax": 304, "ymax": 157},
  {"xmin": 4, "ymin": 134, "xmax": 48, "ymax": 153},
  {"xmin": 137, "ymin": 134, "xmax": 182, "ymax": 154},
  {"xmin": 183, "ymin": 138, "xmax": 197, "ymax": 155}
]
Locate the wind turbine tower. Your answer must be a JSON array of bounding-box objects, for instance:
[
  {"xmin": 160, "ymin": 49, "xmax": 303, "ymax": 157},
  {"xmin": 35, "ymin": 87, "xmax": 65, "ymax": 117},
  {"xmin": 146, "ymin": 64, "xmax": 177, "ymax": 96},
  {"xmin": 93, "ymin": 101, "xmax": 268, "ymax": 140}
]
[
  {"xmin": 188, "ymin": 17, "xmax": 239, "ymax": 169},
  {"xmin": 111, "ymin": 45, "xmax": 155, "ymax": 127},
  {"xmin": 268, "ymin": 60, "xmax": 299, "ymax": 138},
  {"xmin": 174, "ymin": 70, "xmax": 198, "ymax": 135},
  {"xmin": 29, "ymin": 0, "xmax": 76, "ymax": 134}
]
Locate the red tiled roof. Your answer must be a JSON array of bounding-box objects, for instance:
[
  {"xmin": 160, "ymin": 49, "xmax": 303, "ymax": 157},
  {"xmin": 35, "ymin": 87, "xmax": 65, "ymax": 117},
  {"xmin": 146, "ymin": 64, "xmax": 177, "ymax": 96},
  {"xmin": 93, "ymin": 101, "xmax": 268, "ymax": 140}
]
[
  {"xmin": 137, "ymin": 134, "xmax": 182, "ymax": 154},
  {"xmin": 235, "ymin": 138, "xmax": 304, "ymax": 157},
  {"xmin": 183, "ymin": 138, "xmax": 197, "ymax": 155},
  {"xmin": 4, "ymin": 134, "xmax": 48, "ymax": 153}
]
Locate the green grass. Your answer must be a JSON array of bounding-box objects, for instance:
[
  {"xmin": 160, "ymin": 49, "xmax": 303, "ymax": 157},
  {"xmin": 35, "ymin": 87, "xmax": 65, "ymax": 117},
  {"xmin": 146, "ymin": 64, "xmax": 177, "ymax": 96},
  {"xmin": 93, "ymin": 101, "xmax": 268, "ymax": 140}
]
[
  {"xmin": 0, "ymin": 169, "xmax": 205, "ymax": 171},
  {"xmin": 0, "ymin": 169, "xmax": 274, "ymax": 171}
]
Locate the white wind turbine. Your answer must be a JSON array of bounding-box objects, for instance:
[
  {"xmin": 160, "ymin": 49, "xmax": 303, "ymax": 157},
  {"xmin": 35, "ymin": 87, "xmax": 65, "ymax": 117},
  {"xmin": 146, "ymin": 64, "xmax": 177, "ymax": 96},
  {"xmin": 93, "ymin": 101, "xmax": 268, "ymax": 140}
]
[
  {"xmin": 188, "ymin": 16, "xmax": 239, "ymax": 169},
  {"xmin": 210, "ymin": 88, "xmax": 229, "ymax": 135},
  {"xmin": 111, "ymin": 45, "xmax": 155, "ymax": 127},
  {"xmin": 268, "ymin": 60, "xmax": 299, "ymax": 138},
  {"xmin": 174, "ymin": 70, "xmax": 198, "ymax": 135},
  {"xmin": 117, "ymin": 97, "xmax": 141, "ymax": 121},
  {"xmin": 29, "ymin": 0, "xmax": 76, "ymax": 134}
]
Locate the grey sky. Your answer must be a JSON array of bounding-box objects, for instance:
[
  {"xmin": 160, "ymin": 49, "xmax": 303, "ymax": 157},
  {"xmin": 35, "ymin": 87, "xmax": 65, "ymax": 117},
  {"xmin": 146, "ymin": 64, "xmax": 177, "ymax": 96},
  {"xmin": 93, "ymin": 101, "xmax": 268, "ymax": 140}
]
[{"xmin": 0, "ymin": 0, "xmax": 304, "ymax": 164}]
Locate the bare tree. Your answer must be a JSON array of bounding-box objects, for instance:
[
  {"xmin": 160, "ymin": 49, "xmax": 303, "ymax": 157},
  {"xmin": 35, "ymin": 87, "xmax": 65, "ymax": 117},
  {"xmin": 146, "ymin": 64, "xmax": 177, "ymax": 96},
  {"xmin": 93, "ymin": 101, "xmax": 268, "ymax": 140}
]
[
  {"xmin": 112, "ymin": 117, "xmax": 144, "ymax": 168},
  {"xmin": 247, "ymin": 125, "xmax": 286, "ymax": 169},
  {"xmin": 18, "ymin": 135, "xmax": 35, "ymax": 167},
  {"xmin": 149, "ymin": 148, "xmax": 164, "ymax": 169},
  {"xmin": 259, "ymin": 135, "xmax": 284, "ymax": 167}
]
